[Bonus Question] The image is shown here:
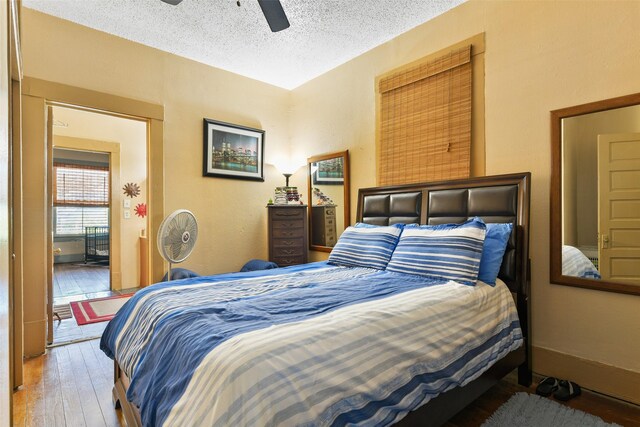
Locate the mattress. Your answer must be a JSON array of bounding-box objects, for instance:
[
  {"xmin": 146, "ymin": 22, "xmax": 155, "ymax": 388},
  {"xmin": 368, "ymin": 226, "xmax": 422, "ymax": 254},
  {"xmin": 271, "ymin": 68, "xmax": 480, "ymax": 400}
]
[{"xmin": 100, "ymin": 261, "xmax": 522, "ymax": 426}]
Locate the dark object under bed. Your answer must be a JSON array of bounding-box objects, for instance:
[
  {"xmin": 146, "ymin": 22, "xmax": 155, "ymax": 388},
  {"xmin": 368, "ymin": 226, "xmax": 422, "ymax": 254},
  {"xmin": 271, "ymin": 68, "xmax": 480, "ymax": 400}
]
[{"xmin": 85, "ymin": 226, "xmax": 110, "ymax": 264}]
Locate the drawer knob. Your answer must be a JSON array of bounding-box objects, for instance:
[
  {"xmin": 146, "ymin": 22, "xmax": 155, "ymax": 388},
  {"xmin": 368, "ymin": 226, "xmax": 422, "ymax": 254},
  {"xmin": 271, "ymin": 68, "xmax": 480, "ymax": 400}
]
[{"xmin": 275, "ymin": 211, "xmax": 301, "ymax": 217}]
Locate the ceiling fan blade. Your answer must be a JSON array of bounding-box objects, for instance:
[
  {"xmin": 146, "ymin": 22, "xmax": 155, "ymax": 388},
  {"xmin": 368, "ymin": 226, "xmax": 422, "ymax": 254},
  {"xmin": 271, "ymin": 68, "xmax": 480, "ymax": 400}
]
[
  {"xmin": 160, "ymin": 0, "xmax": 183, "ymax": 5},
  {"xmin": 257, "ymin": 0, "xmax": 290, "ymax": 32}
]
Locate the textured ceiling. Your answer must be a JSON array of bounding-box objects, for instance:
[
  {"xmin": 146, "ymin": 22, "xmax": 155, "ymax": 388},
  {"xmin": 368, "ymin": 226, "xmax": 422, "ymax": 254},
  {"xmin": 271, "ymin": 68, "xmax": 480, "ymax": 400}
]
[{"xmin": 23, "ymin": 0, "xmax": 465, "ymax": 90}]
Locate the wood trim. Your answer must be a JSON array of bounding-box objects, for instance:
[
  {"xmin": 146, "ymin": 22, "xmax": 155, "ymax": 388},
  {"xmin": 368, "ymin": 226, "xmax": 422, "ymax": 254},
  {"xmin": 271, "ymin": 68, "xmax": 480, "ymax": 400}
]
[
  {"xmin": 148, "ymin": 118, "xmax": 164, "ymax": 283},
  {"xmin": 21, "ymin": 94, "xmax": 48, "ymax": 357},
  {"xmin": 11, "ymin": 78, "xmax": 23, "ymax": 388},
  {"xmin": 307, "ymin": 150, "xmax": 350, "ymax": 253},
  {"xmin": 22, "ymin": 77, "xmax": 164, "ymax": 121},
  {"xmin": 550, "ymin": 92, "xmax": 640, "ymax": 296},
  {"xmin": 46, "ymin": 107, "xmax": 53, "ymax": 344},
  {"xmin": 9, "ymin": 0, "xmax": 21, "ymax": 80},
  {"xmin": 533, "ymin": 346, "xmax": 640, "ymax": 405}
]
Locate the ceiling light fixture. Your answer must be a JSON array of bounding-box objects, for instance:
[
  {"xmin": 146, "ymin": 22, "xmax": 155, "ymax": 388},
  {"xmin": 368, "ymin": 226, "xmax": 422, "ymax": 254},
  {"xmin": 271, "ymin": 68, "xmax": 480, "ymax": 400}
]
[{"xmin": 161, "ymin": 0, "xmax": 290, "ymax": 32}]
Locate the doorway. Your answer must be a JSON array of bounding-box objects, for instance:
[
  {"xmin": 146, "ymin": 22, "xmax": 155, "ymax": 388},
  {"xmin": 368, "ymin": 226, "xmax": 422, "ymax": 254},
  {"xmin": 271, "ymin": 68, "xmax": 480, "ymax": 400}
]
[{"xmin": 49, "ymin": 105, "xmax": 148, "ymax": 345}]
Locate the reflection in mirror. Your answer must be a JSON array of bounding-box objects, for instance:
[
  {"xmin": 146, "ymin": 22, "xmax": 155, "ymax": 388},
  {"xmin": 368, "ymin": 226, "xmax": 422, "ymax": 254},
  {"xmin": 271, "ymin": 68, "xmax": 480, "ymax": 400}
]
[
  {"xmin": 551, "ymin": 93, "xmax": 640, "ymax": 295},
  {"xmin": 307, "ymin": 151, "xmax": 350, "ymax": 252}
]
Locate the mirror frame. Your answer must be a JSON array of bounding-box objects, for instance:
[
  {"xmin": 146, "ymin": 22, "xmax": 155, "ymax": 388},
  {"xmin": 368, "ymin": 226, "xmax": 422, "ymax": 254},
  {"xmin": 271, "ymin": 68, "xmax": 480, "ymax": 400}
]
[
  {"xmin": 550, "ymin": 92, "xmax": 640, "ymax": 296},
  {"xmin": 307, "ymin": 150, "xmax": 350, "ymax": 253}
]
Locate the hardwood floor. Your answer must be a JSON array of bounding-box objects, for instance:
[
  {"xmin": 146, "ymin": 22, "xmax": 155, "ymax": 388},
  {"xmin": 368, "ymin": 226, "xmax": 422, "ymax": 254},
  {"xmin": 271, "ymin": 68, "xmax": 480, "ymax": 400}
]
[
  {"xmin": 54, "ymin": 263, "xmax": 110, "ymax": 298},
  {"xmin": 14, "ymin": 340, "xmax": 124, "ymax": 427},
  {"xmin": 15, "ymin": 343, "xmax": 640, "ymax": 427},
  {"xmin": 51, "ymin": 288, "xmax": 138, "ymax": 346},
  {"xmin": 51, "ymin": 262, "xmax": 125, "ymax": 346},
  {"xmin": 446, "ymin": 372, "xmax": 640, "ymax": 427}
]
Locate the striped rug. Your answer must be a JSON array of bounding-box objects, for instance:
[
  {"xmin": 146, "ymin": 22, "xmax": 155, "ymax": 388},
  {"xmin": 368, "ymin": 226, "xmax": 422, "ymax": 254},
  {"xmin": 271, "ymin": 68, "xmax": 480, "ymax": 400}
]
[
  {"xmin": 70, "ymin": 294, "xmax": 134, "ymax": 326},
  {"xmin": 53, "ymin": 303, "xmax": 73, "ymax": 320}
]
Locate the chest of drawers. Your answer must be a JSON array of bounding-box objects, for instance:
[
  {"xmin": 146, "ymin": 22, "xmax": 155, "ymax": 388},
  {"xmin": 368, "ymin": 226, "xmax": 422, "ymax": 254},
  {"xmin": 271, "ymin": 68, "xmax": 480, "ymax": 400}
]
[
  {"xmin": 267, "ymin": 205, "xmax": 308, "ymax": 267},
  {"xmin": 311, "ymin": 205, "xmax": 337, "ymax": 247}
]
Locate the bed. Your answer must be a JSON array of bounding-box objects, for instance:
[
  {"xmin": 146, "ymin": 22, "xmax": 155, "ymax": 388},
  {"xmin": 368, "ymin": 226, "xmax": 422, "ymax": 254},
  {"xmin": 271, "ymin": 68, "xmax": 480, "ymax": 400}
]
[
  {"xmin": 562, "ymin": 245, "xmax": 601, "ymax": 279},
  {"xmin": 101, "ymin": 172, "xmax": 531, "ymax": 427},
  {"xmin": 85, "ymin": 225, "xmax": 110, "ymax": 264}
]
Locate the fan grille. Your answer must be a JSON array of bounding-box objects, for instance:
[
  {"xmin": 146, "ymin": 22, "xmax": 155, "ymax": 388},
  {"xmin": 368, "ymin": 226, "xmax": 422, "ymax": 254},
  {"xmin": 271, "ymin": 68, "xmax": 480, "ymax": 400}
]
[{"xmin": 158, "ymin": 210, "xmax": 198, "ymax": 263}]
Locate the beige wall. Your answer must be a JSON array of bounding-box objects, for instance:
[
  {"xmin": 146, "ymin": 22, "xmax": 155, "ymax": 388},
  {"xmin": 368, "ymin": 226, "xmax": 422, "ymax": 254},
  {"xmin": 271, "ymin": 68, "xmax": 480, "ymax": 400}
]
[
  {"xmin": 19, "ymin": 0, "xmax": 640, "ymax": 404},
  {"xmin": 290, "ymin": 0, "xmax": 640, "ymax": 400},
  {"xmin": 21, "ymin": 8, "xmax": 292, "ymax": 277}
]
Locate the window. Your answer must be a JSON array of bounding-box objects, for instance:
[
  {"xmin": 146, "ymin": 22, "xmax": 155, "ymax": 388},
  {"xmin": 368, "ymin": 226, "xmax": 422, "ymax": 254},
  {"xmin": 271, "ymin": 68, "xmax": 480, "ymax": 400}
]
[
  {"xmin": 377, "ymin": 35, "xmax": 485, "ymax": 186},
  {"xmin": 54, "ymin": 163, "xmax": 109, "ymax": 235},
  {"xmin": 378, "ymin": 45, "xmax": 472, "ymax": 186}
]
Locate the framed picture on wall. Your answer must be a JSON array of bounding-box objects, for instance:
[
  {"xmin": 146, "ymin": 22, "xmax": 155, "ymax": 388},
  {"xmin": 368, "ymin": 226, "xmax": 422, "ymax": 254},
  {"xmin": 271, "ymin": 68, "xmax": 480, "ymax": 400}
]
[
  {"xmin": 312, "ymin": 157, "xmax": 344, "ymax": 185},
  {"xmin": 203, "ymin": 118, "xmax": 265, "ymax": 181}
]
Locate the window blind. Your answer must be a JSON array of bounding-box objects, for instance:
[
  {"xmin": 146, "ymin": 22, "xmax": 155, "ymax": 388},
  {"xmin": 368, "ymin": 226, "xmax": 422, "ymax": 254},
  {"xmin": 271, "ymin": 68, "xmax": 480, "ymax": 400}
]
[
  {"xmin": 53, "ymin": 162, "xmax": 109, "ymax": 235},
  {"xmin": 54, "ymin": 207, "xmax": 109, "ymax": 236},
  {"xmin": 54, "ymin": 162, "xmax": 109, "ymax": 207},
  {"xmin": 378, "ymin": 45, "xmax": 472, "ymax": 186}
]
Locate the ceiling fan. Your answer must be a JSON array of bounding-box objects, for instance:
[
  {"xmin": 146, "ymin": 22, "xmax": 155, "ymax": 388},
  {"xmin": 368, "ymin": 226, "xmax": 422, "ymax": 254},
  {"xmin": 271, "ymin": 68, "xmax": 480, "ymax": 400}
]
[{"xmin": 160, "ymin": 0, "xmax": 290, "ymax": 33}]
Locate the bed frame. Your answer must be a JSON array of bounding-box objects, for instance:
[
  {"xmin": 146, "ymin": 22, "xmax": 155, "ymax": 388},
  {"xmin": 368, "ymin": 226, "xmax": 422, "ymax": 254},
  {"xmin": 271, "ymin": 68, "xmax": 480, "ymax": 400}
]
[
  {"xmin": 112, "ymin": 172, "xmax": 531, "ymax": 427},
  {"xmin": 357, "ymin": 172, "xmax": 532, "ymax": 426}
]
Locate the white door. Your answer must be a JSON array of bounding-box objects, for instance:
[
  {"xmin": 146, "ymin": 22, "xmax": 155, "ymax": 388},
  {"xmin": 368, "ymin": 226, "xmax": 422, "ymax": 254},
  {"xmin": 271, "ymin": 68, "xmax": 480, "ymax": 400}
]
[{"xmin": 597, "ymin": 133, "xmax": 640, "ymax": 284}]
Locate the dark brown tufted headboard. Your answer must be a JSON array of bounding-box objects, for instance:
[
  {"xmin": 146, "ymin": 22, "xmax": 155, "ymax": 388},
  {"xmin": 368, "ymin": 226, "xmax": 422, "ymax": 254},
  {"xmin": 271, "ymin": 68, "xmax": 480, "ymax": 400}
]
[{"xmin": 356, "ymin": 172, "xmax": 531, "ymax": 296}]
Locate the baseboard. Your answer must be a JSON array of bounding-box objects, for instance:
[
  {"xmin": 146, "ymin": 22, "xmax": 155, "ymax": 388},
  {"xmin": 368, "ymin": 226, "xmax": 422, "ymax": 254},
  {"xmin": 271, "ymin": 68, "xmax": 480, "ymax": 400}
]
[
  {"xmin": 533, "ymin": 346, "xmax": 640, "ymax": 405},
  {"xmin": 54, "ymin": 254, "xmax": 84, "ymax": 263}
]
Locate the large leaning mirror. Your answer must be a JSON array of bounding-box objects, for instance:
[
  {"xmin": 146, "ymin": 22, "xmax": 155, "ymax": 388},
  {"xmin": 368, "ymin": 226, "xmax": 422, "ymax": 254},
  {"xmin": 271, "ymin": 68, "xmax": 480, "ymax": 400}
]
[
  {"xmin": 551, "ymin": 92, "xmax": 640, "ymax": 295},
  {"xmin": 307, "ymin": 150, "xmax": 350, "ymax": 252}
]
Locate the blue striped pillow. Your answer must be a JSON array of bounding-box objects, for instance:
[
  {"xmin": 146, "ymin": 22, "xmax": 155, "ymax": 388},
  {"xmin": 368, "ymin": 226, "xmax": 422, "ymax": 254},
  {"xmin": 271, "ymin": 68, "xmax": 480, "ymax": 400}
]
[
  {"xmin": 328, "ymin": 224, "xmax": 404, "ymax": 270},
  {"xmin": 386, "ymin": 217, "xmax": 487, "ymax": 286}
]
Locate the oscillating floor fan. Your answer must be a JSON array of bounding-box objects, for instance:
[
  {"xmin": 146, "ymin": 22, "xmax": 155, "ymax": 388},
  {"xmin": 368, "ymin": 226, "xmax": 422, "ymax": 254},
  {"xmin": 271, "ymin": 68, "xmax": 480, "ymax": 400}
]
[{"xmin": 157, "ymin": 209, "xmax": 198, "ymax": 281}]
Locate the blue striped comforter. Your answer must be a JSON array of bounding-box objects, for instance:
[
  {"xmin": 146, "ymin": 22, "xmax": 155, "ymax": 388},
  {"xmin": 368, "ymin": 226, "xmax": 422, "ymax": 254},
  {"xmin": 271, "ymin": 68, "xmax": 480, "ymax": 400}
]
[
  {"xmin": 100, "ymin": 262, "xmax": 522, "ymax": 426},
  {"xmin": 562, "ymin": 245, "xmax": 601, "ymax": 279}
]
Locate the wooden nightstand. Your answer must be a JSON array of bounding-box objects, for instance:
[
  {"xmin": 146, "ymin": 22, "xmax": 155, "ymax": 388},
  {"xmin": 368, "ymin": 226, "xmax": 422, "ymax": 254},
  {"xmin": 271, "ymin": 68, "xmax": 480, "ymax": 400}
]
[{"xmin": 267, "ymin": 205, "xmax": 308, "ymax": 267}]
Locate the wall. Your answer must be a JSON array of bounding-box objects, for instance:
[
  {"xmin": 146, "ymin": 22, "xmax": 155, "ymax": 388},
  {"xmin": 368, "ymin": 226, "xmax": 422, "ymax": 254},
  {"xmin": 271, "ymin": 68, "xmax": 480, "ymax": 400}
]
[
  {"xmin": 20, "ymin": 8, "xmax": 291, "ymax": 278},
  {"xmin": 290, "ymin": 0, "xmax": 640, "ymax": 402}
]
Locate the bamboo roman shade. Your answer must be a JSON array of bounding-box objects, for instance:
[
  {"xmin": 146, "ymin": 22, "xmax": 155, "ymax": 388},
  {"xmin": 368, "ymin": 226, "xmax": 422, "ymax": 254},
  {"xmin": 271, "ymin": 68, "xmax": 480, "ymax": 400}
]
[
  {"xmin": 378, "ymin": 45, "xmax": 472, "ymax": 186},
  {"xmin": 53, "ymin": 162, "xmax": 109, "ymax": 207}
]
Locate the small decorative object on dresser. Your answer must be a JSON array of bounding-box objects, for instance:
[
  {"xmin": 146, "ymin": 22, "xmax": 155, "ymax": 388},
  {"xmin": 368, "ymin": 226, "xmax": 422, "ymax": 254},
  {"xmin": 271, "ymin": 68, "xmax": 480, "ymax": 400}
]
[
  {"xmin": 267, "ymin": 205, "xmax": 308, "ymax": 267},
  {"xmin": 311, "ymin": 205, "xmax": 337, "ymax": 247}
]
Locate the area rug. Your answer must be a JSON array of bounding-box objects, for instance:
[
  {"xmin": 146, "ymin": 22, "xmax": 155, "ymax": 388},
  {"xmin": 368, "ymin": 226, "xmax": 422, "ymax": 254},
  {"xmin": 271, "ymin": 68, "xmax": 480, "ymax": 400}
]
[
  {"xmin": 70, "ymin": 294, "xmax": 134, "ymax": 326},
  {"xmin": 482, "ymin": 392, "xmax": 620, "ymax": 427}
]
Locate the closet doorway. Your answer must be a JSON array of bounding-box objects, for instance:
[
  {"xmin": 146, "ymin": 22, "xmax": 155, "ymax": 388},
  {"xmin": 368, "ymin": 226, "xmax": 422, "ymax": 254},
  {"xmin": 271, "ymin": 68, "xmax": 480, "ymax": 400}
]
[{"xmin": 49, "ymin": 105, "xmax": 148, "ymax": 345}]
